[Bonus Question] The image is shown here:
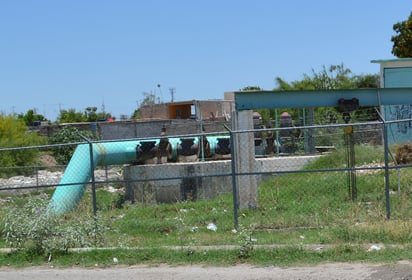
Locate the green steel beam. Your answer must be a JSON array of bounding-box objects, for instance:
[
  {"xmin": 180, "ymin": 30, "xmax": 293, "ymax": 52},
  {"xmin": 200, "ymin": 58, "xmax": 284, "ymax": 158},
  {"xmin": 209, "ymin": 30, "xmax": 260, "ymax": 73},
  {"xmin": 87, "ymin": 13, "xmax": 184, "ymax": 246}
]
[{"xmin": 234, "ymin": 88, "xmax": 412, "ymax": 110}]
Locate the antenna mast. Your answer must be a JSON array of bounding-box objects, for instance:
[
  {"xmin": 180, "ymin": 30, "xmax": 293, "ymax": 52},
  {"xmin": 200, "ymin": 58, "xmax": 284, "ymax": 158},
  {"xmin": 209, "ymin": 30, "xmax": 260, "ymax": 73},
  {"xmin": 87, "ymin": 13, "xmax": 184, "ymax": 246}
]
[{"xmin": 169, "ymin": 87, "xmax": 175, "ymax": 102}]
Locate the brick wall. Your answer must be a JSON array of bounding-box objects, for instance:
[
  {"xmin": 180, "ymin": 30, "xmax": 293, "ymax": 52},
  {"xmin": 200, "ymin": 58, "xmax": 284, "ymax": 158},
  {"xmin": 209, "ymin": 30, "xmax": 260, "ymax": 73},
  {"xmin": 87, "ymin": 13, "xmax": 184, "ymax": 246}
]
[{"xmin": 140, "ymin": 103, "xmax": 169, "ymax": 119}]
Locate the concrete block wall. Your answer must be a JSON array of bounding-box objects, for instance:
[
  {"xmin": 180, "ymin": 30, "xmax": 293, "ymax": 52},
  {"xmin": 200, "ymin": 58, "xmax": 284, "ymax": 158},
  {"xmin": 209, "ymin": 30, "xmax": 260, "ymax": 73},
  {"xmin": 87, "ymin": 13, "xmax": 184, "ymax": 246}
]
[
  {"xmin": 38, "ymin": 119, "xmax": 231, "ymax": 140},
  {"xmin": 198, "ymin": 100, "xmax": 232, "ymax": 121},
  {"xmin": 124, "ymin": 156, "xmax": 319, "ymax": 204},
  {"xmin": 256, "ymin": 155, "xmax": 319, "ymax": 182},
  {"xmin": 98, "ymin": 120, "xmax": 173, "ymax": 139},
  {"xmin": 98, "ymin": 120, "xmax": 230, "ymax": 140},
  {"xmin": 124, "ymin": 160, "xmax": 233, "ymax": 203}
]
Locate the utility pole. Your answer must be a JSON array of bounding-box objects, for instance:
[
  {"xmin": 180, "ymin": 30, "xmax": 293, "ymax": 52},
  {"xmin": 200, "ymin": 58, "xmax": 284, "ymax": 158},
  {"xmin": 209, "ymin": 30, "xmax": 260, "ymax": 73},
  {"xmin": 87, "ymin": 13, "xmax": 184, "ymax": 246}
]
[{"xmin": 157, "ymin": 84, "xmax": 163, "ymax": 103}]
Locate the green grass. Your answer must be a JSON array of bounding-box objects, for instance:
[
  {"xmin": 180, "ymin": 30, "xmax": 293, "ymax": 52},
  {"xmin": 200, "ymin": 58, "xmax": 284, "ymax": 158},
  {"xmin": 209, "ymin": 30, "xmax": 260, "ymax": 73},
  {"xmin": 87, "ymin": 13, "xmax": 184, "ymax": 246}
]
[
  {"xmin": 2, "ymin": 144, "xmax": 412, "ymax": 267},
  {"xmin": 2, "ymin": 245, "xmax": 412, "ymax": 268}
]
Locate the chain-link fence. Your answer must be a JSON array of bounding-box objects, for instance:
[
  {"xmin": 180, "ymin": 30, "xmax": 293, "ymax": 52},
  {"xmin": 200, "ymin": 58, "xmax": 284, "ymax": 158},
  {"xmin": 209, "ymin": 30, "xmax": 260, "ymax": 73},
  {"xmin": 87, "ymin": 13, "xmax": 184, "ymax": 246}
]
[{"xmin": 1, "ymin": 119, "xmax": 412, "ymax": 246}]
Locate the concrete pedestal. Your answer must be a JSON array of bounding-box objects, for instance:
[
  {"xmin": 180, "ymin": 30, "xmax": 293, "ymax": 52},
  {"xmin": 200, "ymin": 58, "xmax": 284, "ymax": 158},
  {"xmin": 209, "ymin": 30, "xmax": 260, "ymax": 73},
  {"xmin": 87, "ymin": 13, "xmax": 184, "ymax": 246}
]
[{"xmin": 232, "ymin": 110, "xmax": 258, "ymax": 209}]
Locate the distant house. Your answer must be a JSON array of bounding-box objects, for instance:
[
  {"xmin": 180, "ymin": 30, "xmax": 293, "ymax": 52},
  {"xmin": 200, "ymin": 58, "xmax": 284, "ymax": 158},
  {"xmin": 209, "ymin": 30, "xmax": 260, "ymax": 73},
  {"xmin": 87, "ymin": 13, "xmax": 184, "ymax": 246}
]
[{"xmin": 140, "ymin": 96, "xmax": 234, "ymax": 121}]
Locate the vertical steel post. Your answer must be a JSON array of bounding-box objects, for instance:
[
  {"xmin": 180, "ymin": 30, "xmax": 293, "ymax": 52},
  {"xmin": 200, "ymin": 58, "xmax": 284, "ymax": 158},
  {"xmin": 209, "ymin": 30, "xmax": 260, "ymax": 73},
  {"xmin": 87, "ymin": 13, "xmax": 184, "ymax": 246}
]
[
  {"xmin": 275, "ymin": 109, "xmax": 280, "ymax": 155},
  {"xmin": 78, "ymin": 133, "xmax": 97, "ymax": 217},
  {"xmin": 307, "ymin": 107, "xmax": 316, "ymax": 154},
  {"xmin": 383, "ymin": 122, "xmax": 391, "ymax": 219},
  {"xmin": 302, "ymin": 108, "xmax": 308, "ymax": 153},
  {"xmin": 35, "ymin": 166, "xmax": 39, "ymax": 189},
  {"xmin": 225, "ymin": 124, "xmax": 239, "ymax": 230},
  {"xmin": 198, "ymin": 101, "xmax": 205, "ymax": 161},
  {"xmin": 83, "ymin": 136, "xmax": 99, "ymax": 245},
  {"xmin": 89, "ymin": 142, "xmax": 97, "ymax": 218},
  {"xmin": 344, "ymin": 125, "xmax": 356, "ymax": 201}
]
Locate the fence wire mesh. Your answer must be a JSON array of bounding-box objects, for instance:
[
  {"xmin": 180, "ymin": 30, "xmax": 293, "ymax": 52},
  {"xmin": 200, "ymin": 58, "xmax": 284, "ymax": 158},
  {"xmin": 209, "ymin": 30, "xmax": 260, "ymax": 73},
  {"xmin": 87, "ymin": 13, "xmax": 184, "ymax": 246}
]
[{"xmin": 1, "ymin": 119, "xmax": 412, "ymax": 248}]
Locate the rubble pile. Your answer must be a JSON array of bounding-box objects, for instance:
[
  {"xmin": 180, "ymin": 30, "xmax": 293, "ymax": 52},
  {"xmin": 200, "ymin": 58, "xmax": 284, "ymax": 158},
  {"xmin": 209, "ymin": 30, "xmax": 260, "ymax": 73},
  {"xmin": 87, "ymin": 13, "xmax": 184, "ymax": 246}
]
[{"xmin": 0, "ymin": 167, "xmax": 124, "ymax": 193}]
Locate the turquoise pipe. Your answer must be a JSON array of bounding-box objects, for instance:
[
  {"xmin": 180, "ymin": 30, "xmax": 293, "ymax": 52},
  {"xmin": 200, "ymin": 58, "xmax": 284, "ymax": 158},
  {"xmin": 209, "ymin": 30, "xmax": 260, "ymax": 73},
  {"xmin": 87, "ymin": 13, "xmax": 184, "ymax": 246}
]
[
  {"xmin": 206, "ymin": 136, "xmax": 230, "ymax": 155},
  {"xmin": 169, "ymin": 136, "xmax": 231, "ymax": 158},
  {"xmin": 167, "ymin": 138, "xmax": 182, "ymax": 161},
  {"xmin": 48, "ymin": 136, "xmax": 230, "ymax": 215},
  {"xmin": 49, "ymin": 140, "xmax": 142, "ymax": 214},
  {"xmin": 166, "ymin": 136, "xmax": 231, "ymax": 160}
]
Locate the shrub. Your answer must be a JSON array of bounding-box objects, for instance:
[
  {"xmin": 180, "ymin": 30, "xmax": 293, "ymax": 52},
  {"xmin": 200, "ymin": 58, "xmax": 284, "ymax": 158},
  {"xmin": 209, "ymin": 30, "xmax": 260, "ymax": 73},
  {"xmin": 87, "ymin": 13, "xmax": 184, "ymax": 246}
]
[{"xmin": 2, "ymin": 196, "xmax": 105, "ymax": 256}]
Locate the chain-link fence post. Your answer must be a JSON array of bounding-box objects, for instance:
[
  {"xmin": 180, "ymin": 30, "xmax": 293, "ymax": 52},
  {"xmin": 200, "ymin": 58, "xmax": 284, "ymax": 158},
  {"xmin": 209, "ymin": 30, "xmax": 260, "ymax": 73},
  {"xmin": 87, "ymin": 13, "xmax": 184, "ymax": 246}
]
[
  {"xmin": 225, "ymin": 125, "xmax": 239, "ymax": 230},
  {"xmin": 382, "ymin": 121, "xmax": 391, "ymax": 219}
]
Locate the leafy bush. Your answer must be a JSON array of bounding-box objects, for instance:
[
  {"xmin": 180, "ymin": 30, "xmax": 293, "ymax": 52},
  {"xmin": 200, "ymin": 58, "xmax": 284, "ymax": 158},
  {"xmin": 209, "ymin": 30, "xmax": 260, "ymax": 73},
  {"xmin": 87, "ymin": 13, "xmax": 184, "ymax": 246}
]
[
  {"xmin": 236, "ymin": 224, "xmax": 256, "ymax": 259},
  {"xmin": 2, "ymin": 196, "xmax": 105, "ymax": 256},
  {"xmin": 395, "ymin": 143, "xmax": 412, "ymax": 164},
  {"xmin": 48, "ymin": 126, "xmax": 96, "ymax": 165}
]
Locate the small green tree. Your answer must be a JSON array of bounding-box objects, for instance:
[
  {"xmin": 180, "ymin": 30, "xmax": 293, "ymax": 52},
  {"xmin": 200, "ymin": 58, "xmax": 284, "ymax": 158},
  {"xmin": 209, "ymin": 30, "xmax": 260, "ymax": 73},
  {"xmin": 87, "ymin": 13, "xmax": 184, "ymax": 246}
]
[
  {"xmin": 17, "ymin": 109, "xmax": 48, "ymax": 126},
  {"xmin": 0, "ymin": 115, "xmax": 46, "ymax": 177},
  {"xmin": 57, "ymin": 108, "xmax": 86, "ymax": 123},
  {"xmin": 391, "ymin": 12, "xmax": 412, "ymax": 58},
  {"xmin": 49, "ymin": 126, "xmax": 95, "ymax": 165},
  {"xmin": 57, "ymin": 107, "xmax": 113, "ymax": 123},
  {"xmin": 131, "ymin": 108, "xmax": 141, "ymax": 119}
]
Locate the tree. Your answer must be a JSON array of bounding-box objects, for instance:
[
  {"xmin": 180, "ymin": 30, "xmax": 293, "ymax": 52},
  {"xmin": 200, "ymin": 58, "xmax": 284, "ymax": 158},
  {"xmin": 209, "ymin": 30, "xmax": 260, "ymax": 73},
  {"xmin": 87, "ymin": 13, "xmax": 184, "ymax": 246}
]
[
  {"xmin": 273, "ymin": 65, "xmax": 380, "ymax": 152},
  {"xmin": 273, "ymin": 64, "xmax": 351, "ymax": 126},
  {"xmin": 273, "ymin": 64, "xmax": 379, "ymax": 123},
  {"xmin": 241, "ymin": 86, "xmax": 261, "ymax": 91},
  {"xmin": 304, "ymin": 64, "xmax": 352, "ymax": 90},
  {"xmin": 131, "ymin": 108, "xmax": 141, "ymax": 119},
  {"xmin": 57, "ymin": 108, "xmax": 86, "ymax": 123},
  {"xmin": 352, "ymin": 74, "xmax": 380, "ymax": 88},
  {"xmin": 17, "ymin": 109, "xmax": 48, "ymax": 126},
  {"xmin": 84, "ymin": 106, "xmax": 98, "ymax": 121},
  {"xmin": 275, "ymin": 64, "xmax": 353, "ymax": 91},
  {"xmin": 391, "ymin": 12, "xmax": 412, "ymax": 58},
  {"xmin": 57, "ymin": 107, "xmax": 113, "ymax": 123}
]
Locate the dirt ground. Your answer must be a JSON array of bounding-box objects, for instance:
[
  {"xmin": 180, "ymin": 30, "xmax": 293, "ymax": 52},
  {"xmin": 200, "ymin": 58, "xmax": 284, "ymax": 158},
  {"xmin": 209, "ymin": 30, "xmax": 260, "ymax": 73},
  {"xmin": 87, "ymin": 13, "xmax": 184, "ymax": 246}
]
[{"xmin": 1, "ymin": 262, "xmax": 412, "ymax": 280}]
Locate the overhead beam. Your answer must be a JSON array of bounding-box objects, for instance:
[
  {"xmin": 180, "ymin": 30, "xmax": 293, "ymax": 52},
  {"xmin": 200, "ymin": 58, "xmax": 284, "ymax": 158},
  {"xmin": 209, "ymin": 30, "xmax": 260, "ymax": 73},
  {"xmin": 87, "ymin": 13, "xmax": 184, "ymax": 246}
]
[{"xmin": 234, "ymin": 88, "xmax": 412, "ymax": 110}]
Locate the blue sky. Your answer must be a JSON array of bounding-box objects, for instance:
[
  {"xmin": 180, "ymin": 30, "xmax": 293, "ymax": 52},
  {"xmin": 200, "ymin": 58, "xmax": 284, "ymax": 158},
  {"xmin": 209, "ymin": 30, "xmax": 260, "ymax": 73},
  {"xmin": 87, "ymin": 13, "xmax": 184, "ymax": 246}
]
[{"xmin": 0, "ymin": 1, "xmax": 410, "ymax": 121}]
